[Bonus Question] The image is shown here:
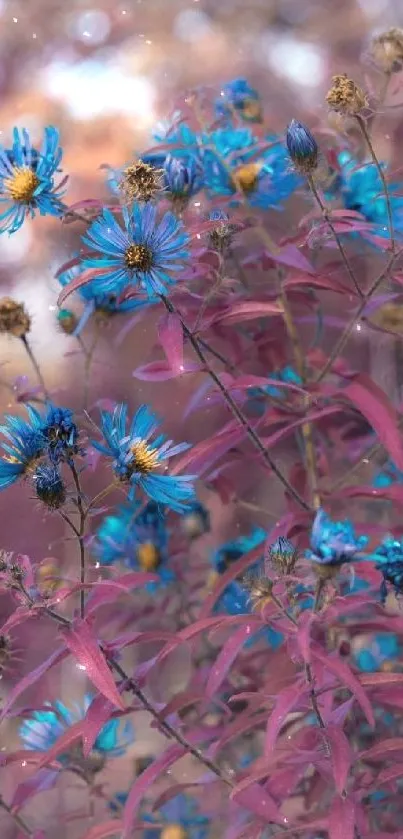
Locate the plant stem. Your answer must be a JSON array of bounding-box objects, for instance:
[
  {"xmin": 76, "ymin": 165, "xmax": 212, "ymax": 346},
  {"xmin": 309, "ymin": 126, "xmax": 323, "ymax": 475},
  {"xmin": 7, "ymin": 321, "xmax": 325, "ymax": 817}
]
[
  {"xmin": 69, "ymin": 463, "xmax": 86, "ymax": 619},
  {"xmin": 160, "ymin": 294, "xmax": 311, "ymax": 511},
  {"xmin": 20, "ymin": 335, "xmax": 50, "ymax": 399},
  {"xmin": 0, "ymin": 795, "xmax": 34, "ymax": 836},
  {"xmin": 356, "ymin": 114, "xmax": 395, "ymax": 252},
  {"xmin": 307, "ymin": 175, "xmax": 363, "ymax": 298},
  {"xmin": 280, "ymin": 291, "xmax": 321, "ymax": 510}
]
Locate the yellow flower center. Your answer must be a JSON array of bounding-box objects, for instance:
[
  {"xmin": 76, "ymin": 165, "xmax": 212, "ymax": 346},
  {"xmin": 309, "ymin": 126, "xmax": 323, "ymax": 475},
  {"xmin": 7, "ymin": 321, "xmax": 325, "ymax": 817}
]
[
  {"xmin": 130, "ymin": 439, "xmax": 159, "ymax": 474},
  {"xmin": 161, "ymin": 826, "xmax": 188, "ymax": 839},
  {"xmin": 242, "ymin": 100, "xmax": 263, "ymax": 121},
  {"xmin": 137, "ymin": 541, "xmax": 160, "ymax": 571},
  {"xmin": 233, "ymin": 162, "xmax": 261, "ymax": 194},
  {"xmin": 124, "ymin": 243, "xmax": 153, "ymax": 272},
  {"xmin": 4, "ymin": 167, "xmax": 40, "ymax": 202}
]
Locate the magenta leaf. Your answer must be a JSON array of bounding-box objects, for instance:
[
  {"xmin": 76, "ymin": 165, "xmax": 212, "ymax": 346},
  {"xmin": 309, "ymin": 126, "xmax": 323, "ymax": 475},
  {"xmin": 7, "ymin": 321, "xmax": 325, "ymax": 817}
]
[
  {"xmin": 82, "ymin": 694, "xmax": 115, "ymax": 757},
  {"xmin": 86, "ymin": 572, "xmax": 159, "ymax": 614},
  {"xmin": 0, "ymin": 647, "xmax": 68, "ymax": 721},
  {"xmin": 80, "ymin": 821, "xmax": 123, "ymax": 839},
  {"xmin": 265, "ymin": 684, "xmax": 305, "ymax": 754},
  {"xmin": 230, "ymin": 782, "xmax": 283, "ymax": 824},
  {"xmin": 62, "ymin": 620, "xmax": 124, "ymax": 709},
  {"xmin": 57, "ymin": 267, "xmax": 111, "ymax": 305},
  {"xmin": 361, "ymin": 737, "xmax": 403, "ymax": 761},
  {"xmin": 208, "ymin": 300, "xmax": 283, "ymax": 327},
  {"xmin": 311, "ymin": 644, "xmax": 374, "ymax": 725},
  {"xmin": 11, "ymin": 769, "xmax": 58, "ymax": 811},
  {"xmin": 157, "ymin": 312, "xmax": 184, "ymax": 372},
  {"xmin": 206, "ymin": 624, "xmax": 255, "ymax": 699},
  {"xmin": 329, "ymin": 796, "xmax": 355, "ymax": 839},
  {"xmin": 122, "ymin": 746, "xmax": 185, "ymax": 839},
  {"xmin": 326, "ymin": 724, "xmax": 353, "ymax": 794}
]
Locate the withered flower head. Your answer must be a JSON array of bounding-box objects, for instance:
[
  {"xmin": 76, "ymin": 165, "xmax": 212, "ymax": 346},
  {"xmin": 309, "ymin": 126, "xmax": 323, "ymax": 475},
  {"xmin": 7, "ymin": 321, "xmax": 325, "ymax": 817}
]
[
  {"xmin": 326, "ymin": 74, "xmax": 368, "ymax": 116},
  {"xmin": 370, "ymin": 28, "xmax": 403, "ymax": 73},
  {"xmin": 0, "ymin": 297, "xmax": 31, "ymax": 337},
  {"xmin": 119, "ymin": 160, "xmax": 163, "ymax": 203},
  {"xmin": 242, "ymin": 570, "xmax": 273, "ymax": 611},
  {"xmin": 57, "ymin": 308, "xmax": 77, "ymax": 335}
]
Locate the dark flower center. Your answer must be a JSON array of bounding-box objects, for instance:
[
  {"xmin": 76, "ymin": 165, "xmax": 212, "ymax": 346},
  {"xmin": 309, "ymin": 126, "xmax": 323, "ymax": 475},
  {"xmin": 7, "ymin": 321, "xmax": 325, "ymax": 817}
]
[{"xmin": 124, "ymin": 244, "xmax": 154, "ymax": 273}]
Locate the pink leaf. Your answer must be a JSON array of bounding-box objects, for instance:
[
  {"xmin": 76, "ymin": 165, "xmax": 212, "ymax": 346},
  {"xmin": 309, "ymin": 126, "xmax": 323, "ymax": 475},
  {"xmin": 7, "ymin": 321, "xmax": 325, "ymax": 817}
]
[
  {"xmin": 208, "ymin": 301, "xmax": 283, "ymax": 327},
  {"xmin": 361, "ymin": 737, "xmax": 403, "ymax": 761},
  {"xmin": 80, "ymin": 821, "xmax": 123, "ymax": 839},
  {"xmin": 57, "ymin": 267, "xmax": 111, "ymax": 306},
  {"xmin": 265, "ymin": 684, "xmax": 305, "ymax": 754},
  {"xmin": 335, "ymin": 373, "xmax": 403, "ymax": 471},
  {"xmin": 62, "ymin": 621, "xmax": 124, "ymax": 710},
  {"xmin": 359, "ymin": 672, "xmax": 403, "ymax": 687},
  {"xmin": 311, "ymin": 644, "xmax": 374, "ymax": 726},
  {"xmin": 0, "ymin": 647, "xmax": 68, "ymax": 721},
  {"xmin": 326, "ymin": 725, "xmax": 353, "ymax": 794},
  {"xmin": 283, "ymin": 274, "xmax": 350, "ymax": 294},
  {"xmin": 36, "ymin": 720, "xmax": 84, "ymax": 770},
  {"xmin": 206, "ymin": 624, "xmax": 254, "ymax": 699},
  {"xmin": 329, "ymin": 796, "xmax": 355, "ymax": 839},
  {"xmin": 82, "ymin": 694, "xmax": 115, "ymax": 757},
  {"xmin": 231, "ymin": 783, "xmax": 283, "ymax": 824},
  {"xmin": 11, "ymin": 769, "xmax": 57, "ymax": 811},
  {"xmin": 122, "ymin": 746, "xmax": 185, "ymax": 839},
  {"xmin": 158, "ymin": 313, "xmax": 184, "ymax": 372},
  {"xmin": 133, "ymin": 360, "xmax": 200, "ymax": 381},
  {"xmin": 376, "ymin": 763, "xmax": 403, "ymax": 786},
  {"xmin": 86, "ymin": 572, "xmax": 159, "ymax": 615}
]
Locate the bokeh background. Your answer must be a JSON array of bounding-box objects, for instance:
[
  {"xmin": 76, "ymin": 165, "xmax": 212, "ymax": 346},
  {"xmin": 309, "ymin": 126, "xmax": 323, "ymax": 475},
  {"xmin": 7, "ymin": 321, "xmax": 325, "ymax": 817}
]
[{"xmin": 1, "ymin": 0, "xmax": 403, "ymax": 835}]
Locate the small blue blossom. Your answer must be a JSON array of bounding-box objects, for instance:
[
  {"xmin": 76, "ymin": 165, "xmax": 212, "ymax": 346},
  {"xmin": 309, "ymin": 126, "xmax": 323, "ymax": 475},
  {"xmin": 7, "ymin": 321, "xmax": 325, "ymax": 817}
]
[
  {"xmin": 354, "ymin": 633, "xmax": 400, "ymax": 672},
  {"xmin": 93, "ymin": 501, "xmax": 174, "ymax": 590},
  {"xmin": 212, "ymin": 527, "xmax": 266, "ymax": 574},
  {"xmin": 92, "ymin": 403, "xmax": 196, "ymax": 512},
  {"xmin": 248, "ymin": 366, "xmax": 303, "ymax": 403},
  {"xmin": 306, "ymin": 508, "xmax": 368, "ymax": 567},
  {"xmin": 373, "ymin": 536, "xmax": 403, "ymax": 600},
  {"xmin": 327, "ymin": 150, "xmax": 403, "ymax": 240},
  {"xmin": 57, "ymin": 263, "xmax": 157, "ymax": 335},
  {"xmin": 0, "ymin": 405, "xmax": 45, "ymax": 489},
  {"xmin": 20, "ymin": 695, "xmax": 133, "ymax": 758},
  {"xmin": 0, "ymin": 127, "xmax": 66, "ymax": 234},
  {"xmin": 286, "ymin": 119, "xmax": 318, "ymax": 174},
  {"xmin": 42, "ymin": 404, "xmax": 79, "ymax": 464},
  {"xmin": 33, "ymin": 462, "xmax": 66, "ymax": 509},
  {"xmin": 372, "ymin": 459, "xmax": 403, "ymax": 489},
  {"xmin": 163, "ymin": 154, "xmax": 203, "ymax": 201},
  {"xmin": 215, "ymin": 78, "xmax": 263, "ymax": 123},
  {"xmin": 82, "ymin": 204, "xmax": 189, "ymax": 299}
]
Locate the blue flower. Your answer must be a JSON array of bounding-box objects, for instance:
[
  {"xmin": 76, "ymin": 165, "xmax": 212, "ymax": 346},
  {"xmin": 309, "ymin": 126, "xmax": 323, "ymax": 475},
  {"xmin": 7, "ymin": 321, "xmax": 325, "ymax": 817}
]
[
  {"xmin": 354, "ymin": 633, "xmax": 400, "ymax": 672},
  {"xmin": 212, "ymin": 527, "xmax": 266, "ymax": 574},
  {"xmin": 202, "ymin": 128, "xmax": 301, "ymax": 209},
  {"xmin": 20, "ymin": 695, "xmax": 133, "ymax": 758},
  {"xmin": 373, "ymin": 536, "xmax": 403, "ymax": 600},
  {"xmin": 286, "ymin": 119, "xmax": 318, "ymax": 174},
  {"xmin": 92, "ymin": 403, "xmax": 196, "ymax": 512},
  {"xmin": 215, "ymin": 78, "xmax": 263, "ymax": 123},
  {"xmin": 0, "ymin": 127, "xmax": 66, "ymax": 234},
  {"xmin": 248, "ymin": 366, "xmax": 302, "ymax": 403},
  {"xmin": 33, "ymin": 462, "xmax": 66, "ymax": 509},
  {"xmin": 163, "ymin": 154, "xmax": 203, "ymax": 202},
  {"xmin": 57, "ymin": 262, "xmax": 157, "ymax": 335},
  {"xmin": 0, "ymin": 405, "xmax": 45, "ymax": 489},
  {"xmin": 82, "ymin": 204, "xmax": 189, "ymax": 299},
  {"xmin": 373, "ymin": 459, "xmax": 403, "ymax": 488},
  {"xmin": 327, "ymin": 150, "xmax": 403, "ymax": 240},
  {"xmin": 0, "ymin": 403, "xmax": 79, "ymax": 490},
  {"xmin": 143, "ymin": 794, "xmax": 210, "ymax": 839},
  {"xmin": 93, "ymin": 501, "xmax": 175, "ymax": 589},
  {"xmin": 306, "ymin": 508, "xmax": 368, "ymax": 567}
]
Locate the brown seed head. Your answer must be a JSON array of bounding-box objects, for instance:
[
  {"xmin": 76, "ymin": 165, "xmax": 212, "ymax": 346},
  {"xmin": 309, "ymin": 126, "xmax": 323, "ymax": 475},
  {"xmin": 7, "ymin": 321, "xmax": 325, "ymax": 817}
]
[
  {"xmin": 0, "ymin": 297, "xmax": 31, "ymax": 337},
  {"xmin": 326, "ymin": 74, "xmax": 368, "ymax": 116},
  {"xmin": 119, "ymin": 160, "xmax": 163, "ymax": 203},
  {"xmin": 370, "ymin": 28, "xmax": 403, "ymax": 73}
]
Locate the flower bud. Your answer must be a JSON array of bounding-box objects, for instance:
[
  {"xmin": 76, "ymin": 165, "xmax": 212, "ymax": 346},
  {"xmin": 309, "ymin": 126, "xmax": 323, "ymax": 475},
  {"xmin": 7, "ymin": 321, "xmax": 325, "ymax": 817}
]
[
  {"xmin": 326, "ymin": 74, "xmax": 368, "ymax": 116},
  {"xmin": 57, "ymin": 308, "xmax": 77, "ymax": 335},
  {"xmin": 286, "ymin": 119, "xmax": 318, "ymax": 174},
  {"xmin": 0, "ymin": 297, "xmax": 31, "ymax": 337},
  {"xmin": 33, "ymin": 463, "xmax": 66, "ymax": 509}
]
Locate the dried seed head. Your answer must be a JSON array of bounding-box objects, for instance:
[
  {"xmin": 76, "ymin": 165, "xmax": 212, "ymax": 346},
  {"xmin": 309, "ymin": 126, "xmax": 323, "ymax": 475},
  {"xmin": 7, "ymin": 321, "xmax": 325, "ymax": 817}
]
[
  {"xmin": 242, "ymin": 571, "xmax": 273, "ymax": 611},
  {"xmin": 0, "ymin": 297, "xmax": 31, "ymax": 337},
  {"xmin": 326, "ymin": 74, "xmax": 368, "ymax": 116},
  {"xmin": 370, "ymin": 28, "xmax": 403, "ymax": 73},
  {"xmin": 119, "ymin": 160, "xmax": 163, "ymax": 203},
  {"xmin": 57, "ymin": 308, "xmax": 77, "ymax": 335},
  {"xmin": 267, "ymin": 537, "xmax": 298, "ymax": 575}
]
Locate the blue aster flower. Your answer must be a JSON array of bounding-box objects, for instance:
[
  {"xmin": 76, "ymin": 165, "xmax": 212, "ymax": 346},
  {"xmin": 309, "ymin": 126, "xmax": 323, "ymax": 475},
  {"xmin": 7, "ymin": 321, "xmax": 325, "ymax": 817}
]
[
  {"xmin": 163, "ymin": 154, "xmax": 203, "ymax": 202},
  {"xmin": 57, "ymin": 262, "xmax": 157, "ymax": 335},
  {"xmin": 81, "ymin": 203, "xmax": 189, "ymax": 299},
  {"xmin": 33, "ymin": 462, "xmax": 66, "ymax": 509},
  {"xmin": 306, "ymin": 508, "xmax": 368, "ymax": 567},
  {"xmin": 0, "ymin": 126, "xmax": 66, "ymax": 234},
  {"xmin": 0, "ymin": 405, "xmax": 46, "ymax": 489},
  {"xmin": 373, "ymin": 536, "xmax": 403, "ymax": 601},
  {"xmin": 215, "ymin": 78, "xmax": 263, "ymax": 123},
  {"xmin": 42, "ymin": 403, "xmax": 79, "ymax": 464},
  {"xmin": 92, "ymin": 403, "xmax": 196, "ymax": 512},
  {"xmin": 354, "ymin": 633, "xmax": 400, "ymax": 672},
  {"xmin": 20, "ymin": 695, "xmax": 133, "ymax": 758},
  {"xmin": 93, "ymin": 501, "xmax": 174, "ymax": 589},
  {"xmin": 327, "ymin": 150, "xmax": 403, "ymax": 240},
  {"xmin": 202, "ymin": 128, "xmax": 301, "ymax": 209}
]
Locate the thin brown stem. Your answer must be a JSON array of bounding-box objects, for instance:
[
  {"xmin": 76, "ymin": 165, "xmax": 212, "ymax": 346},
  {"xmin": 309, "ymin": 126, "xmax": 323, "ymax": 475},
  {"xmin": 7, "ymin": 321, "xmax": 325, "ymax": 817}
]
[
  {"xmin": 70, "ymin": 463, "xmax": 86, "ymax": 619},
  {"xmin": 20, "ymin": 335, "xmax": 50, "ymax": 399},
  {"xmin": 0, "ymin": 795, "xmax": 34, "ymax": 836},
  {"xmin": 160, "ymin": 294, "xmax": 311, "ymax": 511},
  {"xmin": 356, "ymin": 114, "xmax": 395, "ymax": 253},
  {"xmin": 307, "ymin": 175, "xmax": 363, "ymax": 298}
]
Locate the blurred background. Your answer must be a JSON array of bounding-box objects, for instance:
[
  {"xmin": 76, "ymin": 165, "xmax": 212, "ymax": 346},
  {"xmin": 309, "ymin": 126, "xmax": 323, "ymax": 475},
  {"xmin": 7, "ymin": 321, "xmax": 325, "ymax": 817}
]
[{"xmin": 1, "ymin": 0, "xmax": 403, "ymax": 835}]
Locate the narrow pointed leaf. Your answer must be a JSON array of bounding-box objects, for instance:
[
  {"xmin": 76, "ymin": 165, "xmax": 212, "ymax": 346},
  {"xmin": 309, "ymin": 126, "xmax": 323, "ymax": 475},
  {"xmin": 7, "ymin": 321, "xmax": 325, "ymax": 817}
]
[
  {"xmin": 122, "ymin": 746, "xmax": 185, "ymax": 839},
  {"xmin": 329, "ymin": 796, "xmax": 355, "ymax": 839},
  {"xmin": 158, "ymin": 312, "xmax": 184, "ymax": 372},
  {"xmin": 0, "ymin": 647, "xmax": 68, "ymax": 721},
  {"xmin": 62, "ymin": 620, "xmax": 124, "ymax": 709},
  {"xmin": 265, "ymin": 684, "xmax": 304, "ymax": 754},
  {"xmin": 206, "ymin": 624, "xmax": 253, "ymax": 699},
  {"xmin": 80, "ymin": 821, "xmax": 123, "ymax": 839},
  {"xmin": 312, "ymin": 644, "xmax": 374, "ymax": 726},
  {"xmin": 326, "ymin": 724, "xmax": 353, "ymax": 794}
]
